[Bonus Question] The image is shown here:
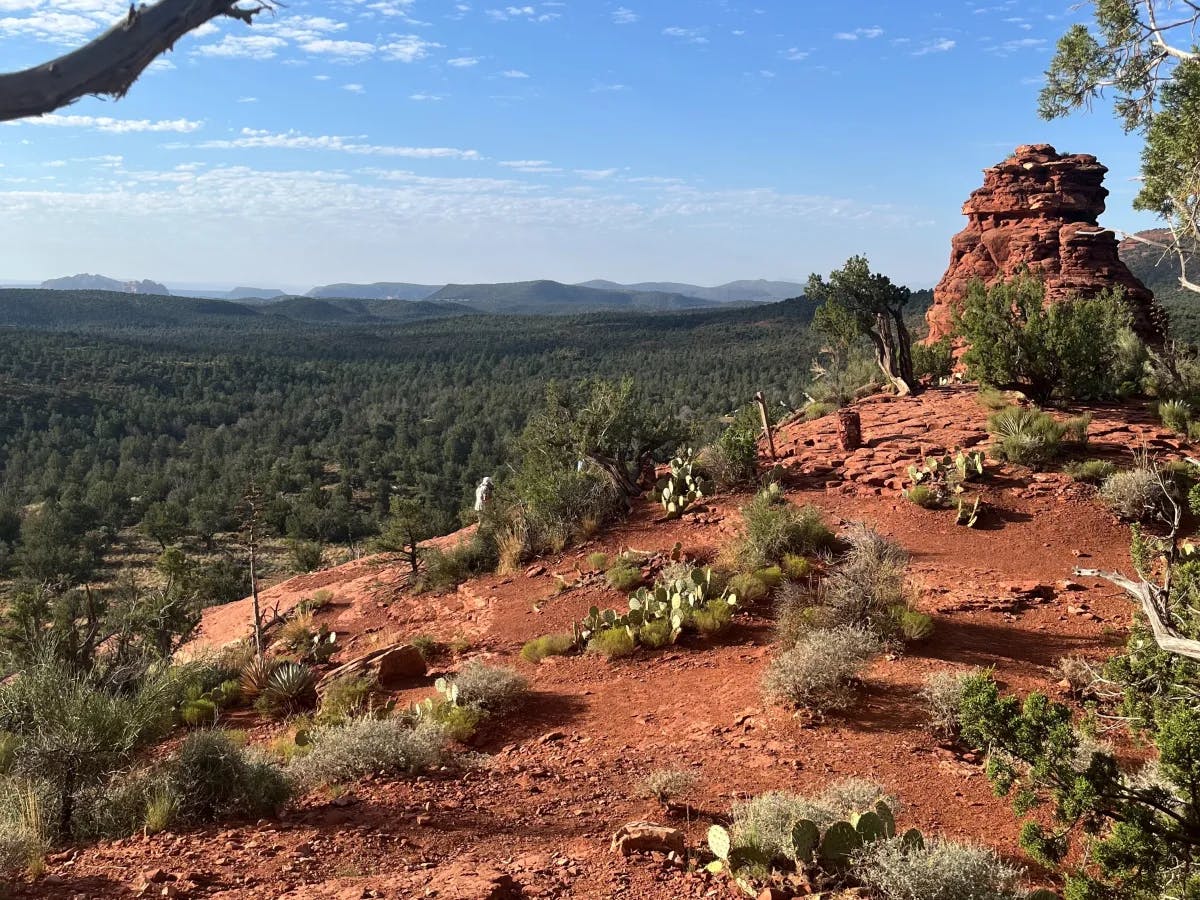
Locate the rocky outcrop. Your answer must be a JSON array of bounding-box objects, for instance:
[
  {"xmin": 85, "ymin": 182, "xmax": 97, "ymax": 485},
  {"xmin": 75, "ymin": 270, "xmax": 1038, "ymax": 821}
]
[{"xmin": 927, "ymin": 144, "xmax": 1164, "ymax": 344}]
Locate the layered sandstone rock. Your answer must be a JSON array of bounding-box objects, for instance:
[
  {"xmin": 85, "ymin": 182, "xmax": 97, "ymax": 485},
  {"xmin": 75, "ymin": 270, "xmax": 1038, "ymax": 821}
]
[{"xmin": 927, "ymin": 144, "xmax": 1164, "ymax": 343}]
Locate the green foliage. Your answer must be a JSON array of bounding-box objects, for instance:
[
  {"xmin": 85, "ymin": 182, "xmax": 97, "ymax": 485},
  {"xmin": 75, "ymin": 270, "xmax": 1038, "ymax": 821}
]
[
  {"xmin": 287, "ymin": 539, "xmax": 324, "ymax": 574},
  {"xmin": 957, "ymin": 275, "xmax": 1141, "ymax": 404},
  {"xmin": 520, "ymin": 633, "xmax": 575, "ymax": 663},
  {"xmin": 586, "ymin": 552, "xmax": 609, "ymax": 571},
  {"xmin": 897, "ymin": 609, "xmax": 934, "ymax": 642},
  {"xmin": 639, "ymin": 768, "xmax": 697, "ymax": 806},
  {"xmin": 906, "ymin": 484, "xmax": 940, "ymax": 509},
  {"xmin": 810, "ymin": 256, "xmax": 919, "ymax": 393},
  {"xmin": 820, "ymin": 525, "xmax": 916, "ymax": 639},
  {"xmin": 987, "ymin": 406, "xmax": 1066, "ymax": 468},
  {"xmin": 605, "ymin": 558, "xmax": 643, "ymax": 591},
  {"xmin": 733, "ymin": 491, "xmax": 833, "ymax": 570},
  {"xmin": 911, "ymin": 337, "xmax": 955, "ymax": 384},
  {"xmin": 316, "ymin": 675, "xmax": 377, "ymax": 726},
  {"xmin": 921, "ymin": 668, "xmax": 990, "ymax": 741},
  {"xmin": 1064, "ymin": 459, "xmax": 1117, "ymax": 484},
  {"xmin": 781, "ymin": 554, "xmax": 811, "ymax": 580},
  {"xmin": 586, "ymin": 627, "xmax": 636, "ymax": 659},
  {"xmin": 956, "ymin": 673, "xmax": 1200, "ymax": 899},
  {"xmin": 691, "ymin": 598, "xmax": 734, "ymax": 636},
  {"xmin": 803, "ymin": 401, "xmax": 837, "ymax": 421},
  {"xmin": 1159, "ymin": 399, "xmax": 1193, "ymax": 435},
  {"xmin": 257, "ymin": 662, "xmax": 318, "ymax": 716},
  {"xmin": 167, "ymin": 730, "xmax": 290, "ymax": 824},
  {"xmin": 179, "ymin": 697, "xmax": 218, "ymax": 728},
  {"xmin": 703, "ymin": 404, "xmax": 762, "ymax": 488},
  {"xmin": 728, "ymin": 572, "xmax": 769, "ymax": 603},
  {"xmin": 0, "ymin": 654, "xmax": 182, "ymax": 838}
]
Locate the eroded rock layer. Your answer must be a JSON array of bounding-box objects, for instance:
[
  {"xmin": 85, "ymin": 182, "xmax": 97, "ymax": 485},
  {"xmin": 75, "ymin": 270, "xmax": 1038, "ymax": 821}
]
[{"xmin": 927, "ymin": 143, "xmax": 1164, "ymax": 343}]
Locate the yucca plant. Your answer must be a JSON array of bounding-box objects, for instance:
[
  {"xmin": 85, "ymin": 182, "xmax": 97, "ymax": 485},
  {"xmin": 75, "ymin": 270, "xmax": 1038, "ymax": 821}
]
[
  {"xmin": 259, "ymin": 662, "xmax": 318, "ymax": 715},
  {"xmin": 238, "ymin": 656, "xmax": 278, "ymax": 703}
]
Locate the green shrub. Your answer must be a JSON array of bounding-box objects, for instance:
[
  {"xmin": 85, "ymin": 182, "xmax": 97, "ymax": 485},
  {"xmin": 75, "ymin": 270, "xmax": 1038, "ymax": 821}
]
[
  {"xmin": 755, "ymin": 566, "xmax": 783, "ymax": 588},
  {"xmin": 1099, "ymin": 468, "xmax": 1166, "ymax": 521},
  {"xmin": 289, "ymin": 719, "xmax": 449, "ymax": 789},
  {"xmin": 911, "ymin": 338, "xmax": 954, "ymax": 383},
  {"xmin": 761, "ymin": 625, "xmax": 881, "ymax": 710},
  {"xmin": 896, "ymin": 608, "xmax": 934, "ymax": 642},
  {"xmin": 774, "ymin": 580, "xmax": 822, "ymax": 646},
  {"xmin": 780, "ymin": 554, "xmax": 812, "ymax": 580},
  {"xmin": 414, "ymin": 700, "xmax": 481, "ymax": 742},
  {"xmin": 179, "ymin": 698, "xmax": 218, "ymax": 728},
  {"xmin": 168, "ymin": 730, "xmax": 290, "ymax": 824},
  {"xmin": 1064, "ymin": 459, "xmax": 1117, "ymax": 484},
  {"xmin": 803, "ymin": 401, "xmax": 837, "ymax": 421},
  {"xmin": 520, "ymin": 633, "xmax": 575, "ymax": 663},
  {"xmin": 691, "ymin": 599, "xmax": 734, "ymax": 636},
  {"xmin": 287, "ymin": 539, "xmax": 324, "ymax": 573},
  {"xmin": 905, "ymin": 484, "xmax": 940, "ymax": 509},
  {"xmin": 957, "ymin": 274, "xmax": 1140, "ymax": 404},
  {"xmin": 316, "ymin": 675, "xmax": 377, "ymax": 726},
  {"xmin": 734, "ymin": 491, "xmax": 833, "ymax": 570},
  {"xmin": 920, "ymin": 669, "xmax": 989, "ymax": 741},
  {"xmin": 703, "ymin": 406, "xmax": 762, "ymax": 488},
  {"xmin": 1063, "ymin": 413, "xmax": 1092, "ymax": 446},
  {"xmin": 418, "ymin": 532, "xmax": 498, "ymax": 593},
  {"xmin": 445, "ymin": 662, "xmax": 529, "ymax": 713},
  {"xmin": 409, "ymin": 634, "xmax": 444, "ymax": 661},
  {"xmin": 976, "ymin": 387, "xmax": 1011, "ymax": 410},
  {"xmin": 605, "ymin": 559, "xmax": 643, "ymax": 591},
  {"xmin": 1159, "ymin": 398, "xmax": 1193, "ymax": 434},
  {"xmin": 986, "ymin": 406, "xmax": 1065, "ymax": 468},
  {"xmin": 854, "ymin": 836, "xmax": 1023, "ymax": 900},
  {"xmin": 586, "ymin": 552, "xmax": 609, "ymax": 571},
  {"xmin": 636, "ymin": 619, "xmax": 676, "ymax": 648},
  {"xmin": 587, "ymin": 628, "xmax": 636, "ymax": 659},
  {"xmin": 728, "ymin": 573, "xmax": 769, "ymax": 604}
]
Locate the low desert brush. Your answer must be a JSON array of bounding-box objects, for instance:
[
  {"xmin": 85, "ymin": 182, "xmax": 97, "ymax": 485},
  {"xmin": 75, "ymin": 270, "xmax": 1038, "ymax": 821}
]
[
  {"xmin": 521, "ymin": 633, "xmax": 575, "ymax": 663},
  {"xmin": 761, "ymin": 625, "xmax": 881, "ymax": 710},
  {"xmin": 639, "ymin": 768, "xmax": 697, "ymax": 806},
  {"xmin": 854, "ymin": 836, "xmax": 1023, "ymax": 900},
  {"xmin": 289, "ymin": 719, "xmax": 449, "ymax": 789}
]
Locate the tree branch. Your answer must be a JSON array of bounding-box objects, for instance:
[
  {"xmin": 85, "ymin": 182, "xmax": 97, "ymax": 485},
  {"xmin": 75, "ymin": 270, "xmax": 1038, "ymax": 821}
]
[
  {"xmin": 1077, "ymin": 564, "xmax": 1200, "ymax": 661},
  {"xmin": 0, "ymin": 0, "xmax": 273, "ymax": 123}
]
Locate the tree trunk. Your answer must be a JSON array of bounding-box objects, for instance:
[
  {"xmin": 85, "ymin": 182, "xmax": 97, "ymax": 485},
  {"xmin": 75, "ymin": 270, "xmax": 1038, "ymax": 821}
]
[{"xmin": 865, "ymin": 328, "xmax": 913, "ymax": 397}]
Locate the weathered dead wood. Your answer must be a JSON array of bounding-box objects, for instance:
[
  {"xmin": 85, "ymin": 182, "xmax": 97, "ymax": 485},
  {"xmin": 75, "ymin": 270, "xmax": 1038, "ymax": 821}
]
[
  {"xmin": 0, "ymin": 0, "xmax": 272, "ymax": 123},
  {"xmin": 1075, "ymin": 566, "xmax": 1200, "ymax": 662}
]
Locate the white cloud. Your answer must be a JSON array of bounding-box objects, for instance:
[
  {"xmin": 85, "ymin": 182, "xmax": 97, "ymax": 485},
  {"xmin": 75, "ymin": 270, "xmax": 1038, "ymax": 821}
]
[
  {"xmin": 13, "ymin": 114, "xmax": 203, "ymax": 133},
  {"xmin": 912, "ymin": 38, "xmax": 956, "ymax": 56},
  {"xmin": 191, "ymin": 128, "xmax": 481, "ymax": 159},
  {"xmin": 486, "ymin": 5, "xmax": 559, "ymax": 22},
  {"xmin": 783, "ymin": 47, "xmax": 808, "ymax": 61},
  {"xmin": 409, "ymin": 92, "xmax": 444, "ymax": 101},
  {"xmin": 663, "ymin": 26, "xmax": 707, "ymax": 44},
  {"xmin": 576, "ymin": 168, "xmax": 618, "ymax": 180},
  {"xmin": 591, "ymin": 82, "xmax": 628, "ymax": 92},
  {"xmin": 612, "ymin": 6, "xmax": 638, "ymax": 24},
  {"xmin": 343, "ymin": 83, "xmax": 366, "ymax": 93},
  {"xmin": 502, "ymin": 69, "xmax": 530, "ymax": 78},
  {"xmin": 447, "ymin": 56, "xmax": 480, "ymax": 66},
  {"xmin": 380, "ymin": 35, "xmax": 442, "ymax": 61},
  {"xmin": 301, "ymin": 38, "xmax": 376, "ymax": 59},
  {"xmin": 835, "ymin": 26, "xmax": 883, "ymax": 40},
  {"xmin": 192, "ymin": 35, "xmax": 288, "ymax": 59}
]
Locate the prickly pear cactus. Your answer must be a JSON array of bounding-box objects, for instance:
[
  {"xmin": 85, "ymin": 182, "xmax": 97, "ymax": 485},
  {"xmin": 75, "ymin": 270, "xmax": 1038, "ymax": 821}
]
[
  {"xmin": 818, "ymin": 820, "xmax": 863, "ymax": 870},
  {"xmin": 790, "ymin": 818, "xmax": 820, "ymax": 864},
  {"xmin": 874, "ymin": 801, "xmax": 896, "ymax": 838},
  {"xmin": 657, "ymin": 451, "xmax": 703, "ymax": 519},
  {"xmin": 707, "ymin": 824, "xmax": 731, "ymax": 861},
  {"xmin": 900, "ymin": 827, "xmax": 925, "ymax": 851},
  {"xmin": 850, "ymin": 810, "xmax": 887, "ymax": 843}
]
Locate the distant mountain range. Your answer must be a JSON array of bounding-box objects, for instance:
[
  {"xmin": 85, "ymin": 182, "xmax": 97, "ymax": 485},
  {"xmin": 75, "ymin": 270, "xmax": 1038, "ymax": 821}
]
[
  {"xmin": 1119, "ymin": 228, "xmax": 1200, "ymax": 340},
  {"xmin": 28, "ymin": 274, "xmax": 806, "ymax": 316}
]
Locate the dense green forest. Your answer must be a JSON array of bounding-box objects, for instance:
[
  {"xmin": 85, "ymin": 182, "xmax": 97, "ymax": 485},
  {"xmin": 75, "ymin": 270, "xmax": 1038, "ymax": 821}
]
[{"xmin": 0, "ymin": 290, "xmax": 856, "ymax": 596}]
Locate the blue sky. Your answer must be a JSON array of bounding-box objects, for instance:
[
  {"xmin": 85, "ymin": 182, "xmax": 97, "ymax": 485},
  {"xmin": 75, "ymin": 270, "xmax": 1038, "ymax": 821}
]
[{"xmin": 0, "ymin": 0, "xmax": 1164, "ymax": 291}]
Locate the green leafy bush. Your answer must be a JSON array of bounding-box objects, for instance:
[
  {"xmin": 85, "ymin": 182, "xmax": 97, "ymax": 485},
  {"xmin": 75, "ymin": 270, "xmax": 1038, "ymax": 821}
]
[
  {"xmin": 1064, "ymin": 459, "xmax": 1117, "ymax": 484},
  {"xmin": 179, "ymin": 697, "xmax": 218, "ymax": 728},
  {"xmin": 605, "ymin": 558, "xmax": 643, "ymax": 591},
  {"xmin": 168, "ymin": 730, "xmax": 290, "ymax": 824},
  {"xmin": 289, "ymin": 719, "xmax": 449, "ymax": 789},
  {"xmin": 820, "ymin": 525, "xmax": 913, "ymax": 638},
  {"xmin": 957, "ymin": 274, "xmax": 1141, "ymax": 404},
  {"xmin": 911, "ymin": 338, "xmax": 954, "ymax": 383},
  {"xmin": 520, "ymin": 633, "xmax": 575, "ymax": 663},
  {"xmin": 586, "ymin": 627, "xmax": 636, "ymax": 659},
  {"xmin": 733, "ymin": 491, "xmax": 833, "ymax": 570},
  {"xmin": 905, "ymin": 484, "xmax": 940, "ymax": 509},
  {"xmin": 986, "ymin": 406, "xmax": 1066, "ymax": 468},
  {"xmin": 920, "ymin": 669, "xmax": 990, "ymax": 741},
  {"xmin": 316, "ymin": 675, "xmax": 377, "ymax": 726},
  {"xmin": 728, "ymin": 572, "xmax": 769, "ymax": 604},
  {"xmin": 804, "ymin": 401, "xmax": 837, "ymax": 421},
  {"xmin": 586, "ymin": 552, "xmax": 609, "ymax": 571},
  {"xmin": 781, "ymin": 554, "xmax": 812, "ymax": 580},
  {"xmin": 1159, "ymin": 398, "xmax": 1193, "ymax": 434},
  {"xmin": 691, "ymin": 598, "xmax": 734, "ymax": 636},
  {"xmin": 761, "ymin": 625, "xmax": 881, "ymax": 710},
  {"xmin": 701, "ymin": 405, "xmax": 762, "ymax": 488},
  {"xmin": 897, "ymin": 609, "xmax": 934, "ymax": 642}
]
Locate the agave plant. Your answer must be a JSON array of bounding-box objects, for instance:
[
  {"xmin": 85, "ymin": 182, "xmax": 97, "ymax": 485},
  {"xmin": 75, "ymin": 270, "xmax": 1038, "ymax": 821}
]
[
  {"xmin": 259, "ymin": 661, "xmax": 318, "ymax": 714},
  {"xmin": 239, "ymin": 655, "xmax": 278, "ymax": 702}
]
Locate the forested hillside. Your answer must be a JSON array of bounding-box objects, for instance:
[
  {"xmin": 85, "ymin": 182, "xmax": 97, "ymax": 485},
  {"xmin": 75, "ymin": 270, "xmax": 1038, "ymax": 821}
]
[{"xmin": 0, "ymin": 296, "xmax": 823, "ymax": 593}]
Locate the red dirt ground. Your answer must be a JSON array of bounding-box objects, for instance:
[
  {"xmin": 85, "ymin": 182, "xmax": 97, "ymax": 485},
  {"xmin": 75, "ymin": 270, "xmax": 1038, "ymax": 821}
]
[{"xmin": 19, "ymin": 387, "xmax": 1189, "ymax": 900}]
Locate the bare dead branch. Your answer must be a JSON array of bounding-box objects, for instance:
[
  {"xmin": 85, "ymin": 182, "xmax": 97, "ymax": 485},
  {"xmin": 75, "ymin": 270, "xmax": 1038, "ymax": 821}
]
[
  {"xmin": 1075, "ymin": 567, "xmax": 1200, "ymax": 661},
  {"xmin": 0, "ymin": 0, "xmax": 273, "ymax": 123}
]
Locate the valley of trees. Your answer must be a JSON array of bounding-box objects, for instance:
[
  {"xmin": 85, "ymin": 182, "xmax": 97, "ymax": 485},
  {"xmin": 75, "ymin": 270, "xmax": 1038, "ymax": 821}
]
[{"xmin": 0, "ymin": 292, "xmax": 845, "ymax": 599}]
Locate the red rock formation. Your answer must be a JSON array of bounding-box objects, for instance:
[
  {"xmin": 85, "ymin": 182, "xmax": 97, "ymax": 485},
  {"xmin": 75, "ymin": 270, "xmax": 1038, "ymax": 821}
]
[{"xmin": 927, "ymin": 144, "xmax": 1165, "ymax": 344}]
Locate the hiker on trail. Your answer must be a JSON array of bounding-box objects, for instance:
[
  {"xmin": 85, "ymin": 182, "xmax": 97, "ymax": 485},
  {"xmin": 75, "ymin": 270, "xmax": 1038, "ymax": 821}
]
[{"xmin": 474, "ymin": 476, "xmax": 494, "ymax": 516}]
